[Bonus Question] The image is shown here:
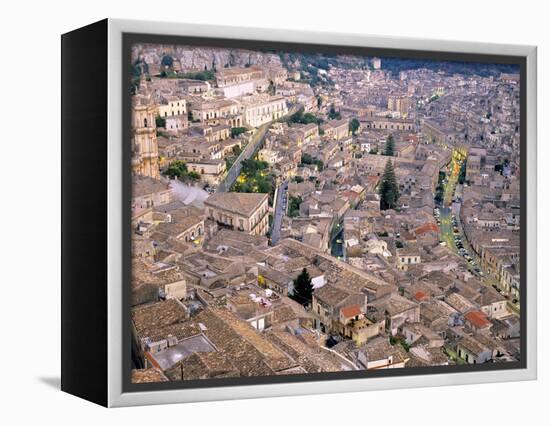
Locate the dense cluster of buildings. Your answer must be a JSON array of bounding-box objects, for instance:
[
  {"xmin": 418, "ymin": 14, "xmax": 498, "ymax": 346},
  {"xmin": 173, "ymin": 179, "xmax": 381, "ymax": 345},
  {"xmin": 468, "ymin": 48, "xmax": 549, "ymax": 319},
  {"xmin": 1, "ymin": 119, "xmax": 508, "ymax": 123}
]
[{"xmin": 129, "ymin": 45, "xmax": 521, "ymax": 384}]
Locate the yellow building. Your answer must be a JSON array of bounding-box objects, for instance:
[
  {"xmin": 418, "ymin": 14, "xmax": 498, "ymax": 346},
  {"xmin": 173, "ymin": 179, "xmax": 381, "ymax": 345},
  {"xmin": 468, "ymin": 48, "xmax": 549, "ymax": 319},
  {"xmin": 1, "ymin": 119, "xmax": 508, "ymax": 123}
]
[{"xmin": 157, "ymin": 96, "xmax": 187, "ymax": 118}]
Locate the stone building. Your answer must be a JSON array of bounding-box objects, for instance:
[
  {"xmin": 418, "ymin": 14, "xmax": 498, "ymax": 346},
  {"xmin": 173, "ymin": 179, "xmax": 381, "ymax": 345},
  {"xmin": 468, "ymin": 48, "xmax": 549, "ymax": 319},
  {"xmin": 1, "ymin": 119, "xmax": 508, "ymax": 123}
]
[
  {"xmin": 132, "ymin": 78, "xmax": 160, "ymax": 179},
  {"xmin": 157, "ymin": 96, "xmax": 187, "ymax": 118},
  {"xmin": 191, "ymin": 99, "xmax": 242, "ymax": 127},
  {"xmin": 388, "ymin": 94, "xmax": 411, "ymax": 116},
  {"xmin": 216, "ymin": 66, "xmax": 264, "ymax": 87},
  {"xmin": 363, "ymin": 117, "xmax": 414, "ymax": 132},
  {"xmin": 204, "ymin": 192, "xmax": 270, "ymax": 236},
  {"xmin": 321, "ymin": 119, "xmax": 349, "ymax": 141},
  {"xmin": 132, "ymin": 175, "xmax": 172, "ymax": 210},
  {"xmin": 239, "ymin": 94, "xmax": 288, "ymax": 128}
]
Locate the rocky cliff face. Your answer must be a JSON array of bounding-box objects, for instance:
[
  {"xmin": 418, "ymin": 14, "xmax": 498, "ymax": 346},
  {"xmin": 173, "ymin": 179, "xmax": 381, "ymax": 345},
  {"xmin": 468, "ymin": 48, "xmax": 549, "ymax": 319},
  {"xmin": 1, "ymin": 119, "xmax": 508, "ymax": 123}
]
[{"xmin": 131, "ymin": 43, "xmax": 282, "ymax": 72}]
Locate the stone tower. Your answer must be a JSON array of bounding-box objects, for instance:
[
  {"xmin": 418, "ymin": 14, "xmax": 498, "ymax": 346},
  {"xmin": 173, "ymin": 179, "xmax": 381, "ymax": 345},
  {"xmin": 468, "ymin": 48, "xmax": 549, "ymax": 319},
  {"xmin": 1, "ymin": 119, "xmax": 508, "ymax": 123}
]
[{"xmin": 131, "ymin": 76, "xmax": 160, "ymax": 179}]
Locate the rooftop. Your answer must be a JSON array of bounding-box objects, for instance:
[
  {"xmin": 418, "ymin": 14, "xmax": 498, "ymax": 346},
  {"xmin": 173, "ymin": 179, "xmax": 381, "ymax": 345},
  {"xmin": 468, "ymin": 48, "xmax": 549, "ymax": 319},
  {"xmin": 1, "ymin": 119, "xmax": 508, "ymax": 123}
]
[
  {"xmin": 133, "ymin": 176, "xmax": 171, "ymax": 198},
  {"xmin": 132, "ymin": 299, "xmax": 187, "ymax": 337},
  {"xmin": 149, "ymin": 334, "xmax": 217, "ymax": 370},
  {"xmin": 465, "ymin": 310, "xmax": 492, "ymax": 329},
  {"xmin": 131, "ymin": 368, "xmax": 169, "ymax": 383},
  {"xmin": 459, "ymin": 335, "xmax": 489, "ymax": 356},
  {"xmin": 204, "ymin": 192, "xmax": 268, "ymax": 218},
  {"xmin": 341, "ymin": 304, "xmax": 361, "ymax": 319}
]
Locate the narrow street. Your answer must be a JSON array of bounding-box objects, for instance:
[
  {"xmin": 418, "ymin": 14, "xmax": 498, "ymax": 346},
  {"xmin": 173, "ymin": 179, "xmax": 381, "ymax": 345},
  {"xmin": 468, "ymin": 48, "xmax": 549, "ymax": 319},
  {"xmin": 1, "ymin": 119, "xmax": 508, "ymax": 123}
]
[
  {"xmin": 330, "ymin": 227, "xmax": 344, "ymax": 259},
  {"xmin": 270, "ymin": 180, "xmax": 288, "ymax": 245},
  {"xmin": 436, "ymin": 152, "xmax": 520, "ymax": 314}
]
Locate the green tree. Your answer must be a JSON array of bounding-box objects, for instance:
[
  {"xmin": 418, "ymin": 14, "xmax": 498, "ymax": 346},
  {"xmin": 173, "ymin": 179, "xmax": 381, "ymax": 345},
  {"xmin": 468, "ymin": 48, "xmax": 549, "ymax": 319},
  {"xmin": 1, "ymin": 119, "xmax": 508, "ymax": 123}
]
[
  {"xmin": 241, "ymin": 159, "xmax": 268, "ymax": 177},
  {"xmin": 161, "ymin": 54, "xmax": 174, "ymax": 68},
  {"xmin": 290, "ymin": 268, "xmax": 313, "ymax": 307},
  {"xmin": 301, "ymin": 153, "xmax": 313, "ymax": 164},
  {"xmin": 181, "ymin": 70, "xmax": 215, "ymax": 81},
  {"xmin": 289, "ymin": 108, "xmax": 322, "ymax": 125},
  {"xmin": 379, "ymin": 159, "xmax": 399, "ymax": 210},
  {"xmin": 255, "ymin": 176, "xmax": 273, "ymax": 194},
  {"xmin": 231, "ymin": 144, "xmax": 242, "ymax": 156},
  {"xmin": 288, "ymin": 195, "xmax": 302, "ymax": 217},
  {"xmin": 328, "ymin": 105, "xmax": 341, "ymax": 120},
  {"xmin": 458, "ymin": 160, "xmax": 467, "ymax": 184},
  {"xmin": 384, "ymin": 135, "xmax": 395, "ymax": 156},
  {"xmin": 349, "ymin": 118, "xmax": 360, "ymax": 135},
  {"xmin": 187, "ymin": 171, "xmax": 201, "ymax": 181},
  {"xmin": 155, "ymin": 115, "xmax": 166, "ymax": 129},
  {"xmin": 164, "ymin": 161, "xmax": 188, "ymax": 179},
  {"xmin": 231, "ymin": 127, "xmax": 247, "ymax": 138},
  {"xmin": 268, "ymin": 80, "xmax": 276, "ymax": 95},
  {"xmin": 316, "ymin": 95, "xmax": 323, "ymax": 109}
]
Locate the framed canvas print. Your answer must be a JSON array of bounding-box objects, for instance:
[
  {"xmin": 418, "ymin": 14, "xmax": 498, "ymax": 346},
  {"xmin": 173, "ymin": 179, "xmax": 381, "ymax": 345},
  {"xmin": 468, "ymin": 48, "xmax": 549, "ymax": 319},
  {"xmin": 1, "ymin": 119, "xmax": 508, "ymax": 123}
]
[{"xmin": 61, "ymin": 19, "xmax": 537, "ymax": 407}]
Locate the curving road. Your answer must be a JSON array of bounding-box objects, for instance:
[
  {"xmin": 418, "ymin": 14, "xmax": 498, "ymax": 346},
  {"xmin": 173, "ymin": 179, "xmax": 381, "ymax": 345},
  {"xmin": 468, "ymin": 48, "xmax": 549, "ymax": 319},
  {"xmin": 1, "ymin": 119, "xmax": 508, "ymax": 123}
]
[
  {"xmin": 217, "ymin": 106, "xmax": 299, "ymax": 193},
  {"xmin": 216, "ymin": 121, "xmax": 272, "ymax": 193}
]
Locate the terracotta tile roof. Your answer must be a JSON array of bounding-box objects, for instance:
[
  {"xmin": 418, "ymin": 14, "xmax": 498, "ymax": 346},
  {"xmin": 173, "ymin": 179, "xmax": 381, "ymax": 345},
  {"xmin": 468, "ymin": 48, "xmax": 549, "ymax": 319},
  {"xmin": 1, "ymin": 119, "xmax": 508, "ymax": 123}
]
[
  {"xmin": 465, "ymin": 310, "xmax": 491, "ymax": 329},
  {"xmin": 341, "ymin": 304, "xmax": 361, "ymax": 318},
  {"xmin": 414, "ymin": 291, "xmax": 428, "ymax": 302},
  {"xmin": 414, "ymin": 222, "xmax": 439, "ymax": 236}
]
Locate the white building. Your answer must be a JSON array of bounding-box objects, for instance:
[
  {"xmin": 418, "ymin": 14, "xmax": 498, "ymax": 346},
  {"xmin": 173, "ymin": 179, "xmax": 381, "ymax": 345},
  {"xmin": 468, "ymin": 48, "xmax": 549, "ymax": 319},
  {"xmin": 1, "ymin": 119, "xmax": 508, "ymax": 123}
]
[{"xmin": 239, "ymin": 95, "xmax": 288, "ymax": 128}]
